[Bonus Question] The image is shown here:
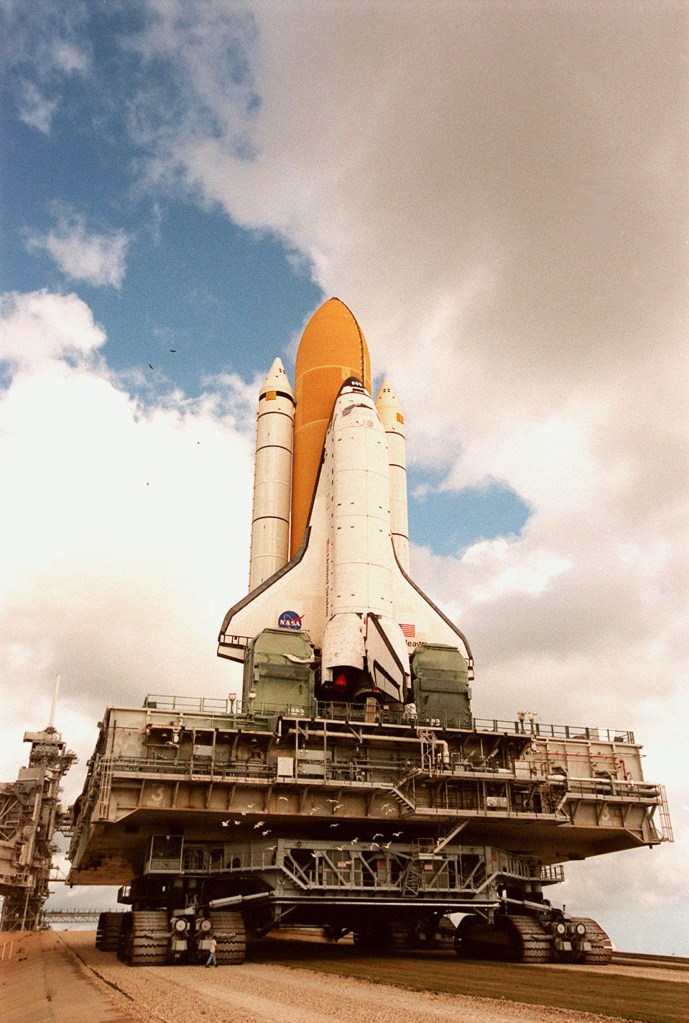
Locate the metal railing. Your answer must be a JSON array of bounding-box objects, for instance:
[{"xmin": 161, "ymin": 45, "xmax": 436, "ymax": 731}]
[
  {"xmin": 564, "ymin": 777, "xmax": 661, "ymax": 801},
  {"xmin": 540, "ymin": 863, "xmax": 566, "ymax": 883},
  {"xmin": 474, "ymin": 719, "xmax": 635, "ymax": 744},
  {"xmin": 141, "ymin": 694, "xmax": 636, "ymax": 744},
  {"xmin": 144, "ymin": 694, "xmax": 236, "ymax": 713}
]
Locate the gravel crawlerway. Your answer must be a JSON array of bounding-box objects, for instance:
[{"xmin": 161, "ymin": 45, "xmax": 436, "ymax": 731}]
[{"xmin": 56, "ymin": 931, "xmax": 640, "ymax": 1023}]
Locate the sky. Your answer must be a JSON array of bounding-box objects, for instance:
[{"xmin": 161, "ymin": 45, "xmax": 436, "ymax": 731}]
[{"xmin": 1, "ymin": 0, "xmax": 687, "ymax": 955}]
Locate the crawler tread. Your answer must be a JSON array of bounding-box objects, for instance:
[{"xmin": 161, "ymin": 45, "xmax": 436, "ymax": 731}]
[
  {"xmin": 507, "ymin": 915, "xmax": 553, "ymax": 963},
  {"xmin": 127, "ymin": 910, "xmax": 169, "ymax": 966},
  {"xmin": 209, "ymin": 910, "xmax": 247, "ymax": 965},
  {"xmin": 574, "ymin": 917, "xmax": 613, "ymax": 965},
  {"xmin": 96, "ymin": 911, "xmax": 124, "ymax": 951}
]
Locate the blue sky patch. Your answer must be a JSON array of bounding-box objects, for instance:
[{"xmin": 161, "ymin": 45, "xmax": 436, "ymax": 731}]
[{"xmin": 408, "ymin": 473, "xmax": 531, "ymax": 554}]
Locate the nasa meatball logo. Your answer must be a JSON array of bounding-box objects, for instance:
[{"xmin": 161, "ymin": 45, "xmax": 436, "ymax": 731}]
[{"xmin": 278, "ymin": 610, "xmax": 303, "ymax": 630}]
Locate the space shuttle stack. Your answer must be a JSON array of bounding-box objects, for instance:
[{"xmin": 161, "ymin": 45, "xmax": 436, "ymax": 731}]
[{"xmin": 222, "ymin": 296, "xmax": 472, "ymax": 697}]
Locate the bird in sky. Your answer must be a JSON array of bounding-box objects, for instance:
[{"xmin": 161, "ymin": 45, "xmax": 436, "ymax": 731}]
[
  {"xmin": 221, "ymin": 820, "xmax": 231, "ymax": 827},
  {"xmin": 262, "ymin": 829, "xmax": 271, "ymax": 836},
  {"xmin": 393, "ymin": 831, "xmax": 403, "ymax": 837},
  {"xmin": 254, "ymin": 820, "xmax": 266, "ymax": 829},
  {"xmin": 372, "ymin": 833, "xmax": 384, "ymax": 840},
  {"xmin": 278, "ymin": 796, "xmax": 289, "ymax": 802},
  {"xmin": 329, "ymin": 823, "xmax": 340, "ymax": 828}
]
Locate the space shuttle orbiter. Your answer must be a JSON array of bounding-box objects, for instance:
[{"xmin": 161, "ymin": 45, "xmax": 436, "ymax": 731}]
[{"xmin": 218, "ymin": 298, "xmax": 473, "ymax": 715}]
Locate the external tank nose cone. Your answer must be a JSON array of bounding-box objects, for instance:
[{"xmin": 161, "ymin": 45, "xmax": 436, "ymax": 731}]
[{"xmin": 295, "ymin": 298, "xmax": 371, "ymax": 392}]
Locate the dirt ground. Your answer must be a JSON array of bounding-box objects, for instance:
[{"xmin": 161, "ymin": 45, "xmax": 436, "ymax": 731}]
[
  {"xmin": 1, "ymin": 930, "xmax": 135, "ymax": 1023},
  {"xmin": 2, "ymin": 931, "xmax": 686, "ymax": 1023},
  {"xmin": 531, "ymin": 960, "xmax": 688, "ymax": 984}
]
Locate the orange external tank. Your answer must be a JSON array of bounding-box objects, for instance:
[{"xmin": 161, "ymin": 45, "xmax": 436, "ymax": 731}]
[{"xmin": 290, "ymin": 298, "xmax": 372, "ymax": 556}]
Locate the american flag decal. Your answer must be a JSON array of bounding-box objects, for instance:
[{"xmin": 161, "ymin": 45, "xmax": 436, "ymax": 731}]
[{"xmin": 400, "ymin": 623, "xmax": 415, "ymax": 638}]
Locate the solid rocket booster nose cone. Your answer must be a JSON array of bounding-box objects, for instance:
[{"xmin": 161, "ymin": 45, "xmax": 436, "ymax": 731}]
[
  {"xmin": 375, "ymin": 377, "xmax": 400, "ymax": 407},
  {"xmin": 290, "ymin": 298, "xmax": 372, "ymax": 556},
  {"xmin": 375, "ymin": 377, "xmax": 405, "ymax": 431},
  {"xmin": 260, "ymin": 356, "xmax": 293, "ymax": 398}
]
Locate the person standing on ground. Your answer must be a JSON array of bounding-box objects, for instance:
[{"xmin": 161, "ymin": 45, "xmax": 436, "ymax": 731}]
[{"xmin": 205, "ymin": 935, "xmax": 218, "ymax": 967}]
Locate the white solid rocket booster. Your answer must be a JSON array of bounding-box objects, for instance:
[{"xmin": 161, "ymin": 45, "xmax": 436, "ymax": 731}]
[
  {"xmin": 248, "ymin": 357, "xmax": 295, "ymax": 590},
  {"xmin": 375, "ymin": 378, "xmax": 410, "ymax": 574}
]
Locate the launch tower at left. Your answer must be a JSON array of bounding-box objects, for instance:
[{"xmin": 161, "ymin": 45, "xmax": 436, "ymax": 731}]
[{"xmin": 0, "ymin": 715, "xmax": 76, "ymax": 931}]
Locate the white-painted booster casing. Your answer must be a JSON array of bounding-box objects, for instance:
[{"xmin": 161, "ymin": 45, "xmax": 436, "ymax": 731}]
[
  {"xmin": 248, "ymin": 358, "xmax": 295, "ymax": 591},
  {"xmin": 375, "ymin": 378, "xmax": 409, "ymax": 573}
]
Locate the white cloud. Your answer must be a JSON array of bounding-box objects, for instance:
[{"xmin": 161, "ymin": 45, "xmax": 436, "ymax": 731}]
[
  {"xmin": 0, "ymin": 289, "xmax": 106, "ymax": 368},
  {"xmin": 15, "ymin": 78, "xmax": 59, "ymax": 134},
  {"xmin": 51, "ymin": 39, "xmax": 90, "ymax": 75},
  {"xmin": 26, "ymin": 211, "xmax": 129, "ymax": 288},
  {"xmin": 459, "ymin": 537, "xmax": 571, "ymax": 601},
  {"xmin": 0, "ymin": 290, "xmax": 252, "ymax": 794},
  {"xmin": 1, "ymin": 2, "xmax": 92, "ymax": 133}
]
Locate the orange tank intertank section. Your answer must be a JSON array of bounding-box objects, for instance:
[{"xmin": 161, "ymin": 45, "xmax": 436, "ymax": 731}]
[{"xmin": 290, "ymin": 297, "xmax": 372, "ymax": 556}]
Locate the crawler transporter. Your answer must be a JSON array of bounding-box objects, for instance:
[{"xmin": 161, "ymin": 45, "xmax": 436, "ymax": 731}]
[
  {"xmin": 70, "ymin": 691, "xmax": 670, "ymax": 965},
  {"xmin": 67, "ymin": 299, "xmax": 671, "ymax": 964}
]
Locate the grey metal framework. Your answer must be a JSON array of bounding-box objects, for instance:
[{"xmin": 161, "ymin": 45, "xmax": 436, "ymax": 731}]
[
  {"xmin": 68, "ymin": 697, "xmax": 671, "ymax": 938},
  {"xmin": 0, "ymin": 728, "xmax": 76, "ymax": 931}
]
